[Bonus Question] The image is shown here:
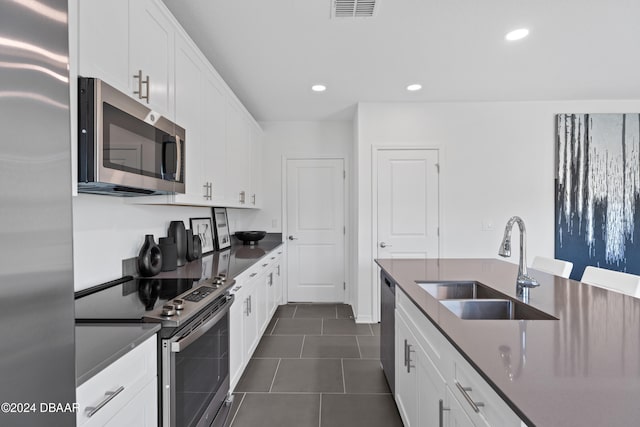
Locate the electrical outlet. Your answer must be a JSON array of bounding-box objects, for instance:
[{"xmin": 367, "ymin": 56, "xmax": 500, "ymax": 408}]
[{"xmin": 482, "ymin": 219, "xmax": 494, "ymax": 231}]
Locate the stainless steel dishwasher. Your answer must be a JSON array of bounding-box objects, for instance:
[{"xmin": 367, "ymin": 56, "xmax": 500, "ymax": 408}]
[{"xmin": 380, "ymin": 272, "xmax": 395, "ymax": 394}]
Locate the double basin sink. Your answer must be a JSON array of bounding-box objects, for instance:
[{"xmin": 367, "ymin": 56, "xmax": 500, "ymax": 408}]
[{"xmin": 417, "ymin": 281, "xmax": 557, "ymax": 320}]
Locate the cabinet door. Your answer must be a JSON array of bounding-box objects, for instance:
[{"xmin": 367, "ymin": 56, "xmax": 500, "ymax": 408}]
[
  {"xmin": 129, "ymin": 0, "xmax": 174, "ymax": 118},
  {"xmin": 229, "ymin": 286, "xmax": 246, "ymax": 389},
  {"xmin": 446, "ymin": 387, "xmax": 477, "ymax": 427},
  {"xmin": 243, "ymin": 284, "xmax": 259, "ymax": 358},
  {"xmin": 77, "ymin": 0, "xmax": 130, "ymax": 93},
  {"xmin": 255, "ymin": 270, "xmax": 269, "ymax": 335},
  {"xmin": 417, "ymin": 339, "xmax": 448, "ymax": 427},
  {"xmin": 395, "ymin": 311, "xmax": 418, "ymax": 427},
  {"xmin": 225, "ymin": 101, "xmax": 252, "ymax": 205},
  {"xmin": 249, "ymin": 123, "xmax": 263, "ymax": 207},
  {"xmin": 104, "ymin": 378, "xmax": 158, "ymax": 427},
  {"xmin": 173, "ymin": 34, "xmax": 205, "ymax": 202},
  {"xmin": 202, "ymin": 73, "xmax": 228, "ymax": 203}
]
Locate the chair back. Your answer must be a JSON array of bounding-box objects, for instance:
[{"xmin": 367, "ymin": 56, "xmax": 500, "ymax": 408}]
[
  {"xmin": 581, "ymin": 266, "xmax": 640, "ymax": 298},
  {"xmin": 531, "ymin": 256, "xmax": 573, "ymax": 279}
]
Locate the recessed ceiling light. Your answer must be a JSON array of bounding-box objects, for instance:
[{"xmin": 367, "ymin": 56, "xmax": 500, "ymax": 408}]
[
  {"xmin": 505, "ymin": 28, "xmax": 529, "ymax": 41},
  {"xmin": 406, "ymin": 84, "xmax": 422, "ymax": 92},
  {"xmin": 311, "ymin": 84, "xmax": 326, "ymax": 92}
]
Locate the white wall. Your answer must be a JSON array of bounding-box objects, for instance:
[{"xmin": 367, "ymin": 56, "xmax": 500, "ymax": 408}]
[
  {"xmin": 72, "ymin": 194, "xmax": 211, "ymax": 291},
  {"xmin": 355, "ymin": 100, "xmax": 640, "ymax": 322},
  {"xmin": 229, "ymin": 121, "xmax": 354, "ymax": 303}
]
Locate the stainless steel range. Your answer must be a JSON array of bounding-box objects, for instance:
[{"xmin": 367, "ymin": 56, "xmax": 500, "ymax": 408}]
[{"xmin": 76, "ymin": 273, "xmax": 234, "ymax": 427}]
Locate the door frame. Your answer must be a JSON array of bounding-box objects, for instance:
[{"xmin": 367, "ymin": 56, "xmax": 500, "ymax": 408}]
[
  {"xmin": 282, "ymin": 156, "xmax": 349, "ymax": 304},
  {"xmin": 371, "ymin": 146, "xmax": 443, "ymax": 322}
]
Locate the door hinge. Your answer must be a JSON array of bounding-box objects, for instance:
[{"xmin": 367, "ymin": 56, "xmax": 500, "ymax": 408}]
[
  {"xmin": 343, "ymin": 226, "xmax": 346, "ymax": 235},
  {"xmin": 343, "ymin": 282, "xmax": 346, "ymax": 290},
  {"xmin": 435, "ymin": 163, "xmax": 440, "ymax": 173},
  {"xmin": 343, "ymin": 170, "xmax": 346, "ymax": 179},
  {"xmin": 437, "ymin": 227, "xmax": 440, "ymax": 236}
]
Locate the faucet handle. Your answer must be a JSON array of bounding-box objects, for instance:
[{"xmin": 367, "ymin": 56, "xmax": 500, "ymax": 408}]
[{"xmin": 517, "ymin": 274, "xmax": 540, "ymax": 288}]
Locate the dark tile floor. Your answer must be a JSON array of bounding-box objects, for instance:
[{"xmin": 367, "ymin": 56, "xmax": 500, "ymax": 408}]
[{"xmin": 228, "ymin": 303, "xmax": 402, "ymax": 427}]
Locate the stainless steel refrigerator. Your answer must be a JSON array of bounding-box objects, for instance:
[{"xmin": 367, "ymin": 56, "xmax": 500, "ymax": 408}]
[{"xmin": 0, "ymin": 1, "xmax": 75, "ymax": 426}]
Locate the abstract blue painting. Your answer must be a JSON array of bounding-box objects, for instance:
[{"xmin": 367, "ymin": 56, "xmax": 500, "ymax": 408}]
[{"xmin": 555, "ymin": 113, "xmax": 640, "ymax": 280}]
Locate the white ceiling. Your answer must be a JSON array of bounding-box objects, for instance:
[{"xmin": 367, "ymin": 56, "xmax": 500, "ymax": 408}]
[{"xmin": 162, "ymin": 0, "xmax": 640, "ymax": 122}]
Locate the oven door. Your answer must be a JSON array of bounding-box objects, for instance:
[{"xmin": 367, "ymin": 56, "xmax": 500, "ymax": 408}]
[{"xmin": 162, "ymin": 295, "xmax": 233, "ymax": 427}]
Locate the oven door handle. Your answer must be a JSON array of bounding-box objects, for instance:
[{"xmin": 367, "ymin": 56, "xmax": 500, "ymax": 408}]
[{"xmin": 171, "ymin": 295, "xmax": 234, "ymax": 353}]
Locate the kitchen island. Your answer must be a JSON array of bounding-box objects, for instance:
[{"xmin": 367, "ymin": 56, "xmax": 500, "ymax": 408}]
[{"xmin": 377, "ymin": 258, "xmax": 640, "ymax": 427}]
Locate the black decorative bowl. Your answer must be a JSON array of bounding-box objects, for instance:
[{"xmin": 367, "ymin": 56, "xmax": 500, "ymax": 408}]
[{"xmin": 235, "ymin": 231, "xmax": 267, "ymax": 245}]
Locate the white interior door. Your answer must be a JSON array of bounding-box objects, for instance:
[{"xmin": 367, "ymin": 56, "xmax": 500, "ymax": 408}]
[
  {"xmin": 286, "ymin": 159, "xmax": 345, "ymax": 302},
  {"xmin": 377, "ymin": 149, "xmax": 439, "ymax": 259}
]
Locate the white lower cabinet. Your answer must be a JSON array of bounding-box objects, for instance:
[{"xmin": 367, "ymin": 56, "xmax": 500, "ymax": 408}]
[
  {"xmin": 395, "ymin": 287, "xmax": 523, "ymax": 427},
  {"xmin": 229, "ymin": 245, "xmax": 285, "ymax": 389},
  {"xmin": 76, "ymin": 335, "xmax": 157, "ymax": 427}
]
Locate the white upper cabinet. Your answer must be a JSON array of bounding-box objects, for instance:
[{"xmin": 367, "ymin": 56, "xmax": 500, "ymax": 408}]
[
  {"xmin": 73, "ymin": 0, "xmax": 262, "ymax": 207},
  {"xmin": 201, "ymin": 73, "xmax": 228, "ymax": 204},
  {"xmin": 250, "ymin": 123, "xmax": 263, "ymax": 208},
  {"xmin": 129, "ymin": 0, "xmax": 175, "ymax": 119},
  {"xmin": 226, "ymin": 101, "xmax": 253, "ymax": 206},
  {"xmin": 77, "ymin": 0, "xmax": 130, "ymax": 93},
  {"xmin": 173, "ymin": 33, "xmax": 204, "ymax": 202}
]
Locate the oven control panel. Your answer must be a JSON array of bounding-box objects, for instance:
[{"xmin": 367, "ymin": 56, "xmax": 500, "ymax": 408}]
[{"xmin": 144, "ymin": 276, "xmax": 234, "ymax": 327}]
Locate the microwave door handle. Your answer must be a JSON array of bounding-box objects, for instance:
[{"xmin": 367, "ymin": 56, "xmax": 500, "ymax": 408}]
[
  {"xmin": 175, "ymin": 134, "xmax": 182, "ymax": 183},
  {"xmin": 170, "ymin": 296, "xmax": 233, "ymax": 353}
]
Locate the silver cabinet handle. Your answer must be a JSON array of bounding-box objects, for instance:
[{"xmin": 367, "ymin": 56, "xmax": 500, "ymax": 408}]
[
  {"xmin": 249, "ymin": 295, "xmax": 252, "ymax": 314},
  {"xmin": 203, "ymin": 182, "xmax": 210, "ymax": 199},
  {"xmin": 407, "ymin": 343, "xmax": 415, "ymax": 373},
  {"xmin": 144, "ymin": 75, "xmax": 150, "ymax": 103},
  {"xmin": 438, "ymin": 399, "xmax": 450, "ymax": 427},
  {"xmin": 268, "ymin": 273, "xmax": 273, "ymax": 286},
  {"xmin": 379, "ymin": 242, "xmax": 392, "ymax": 248},
  {"xmin": 288, "ymin": 235, "xmax": 298, "ymax": 240},
  {"xmin": 455, "ymin": 381, "xmax": 485, "ymax": 413},
  {"xmin": 245, "ymin": 297, "xmax": 250, "ymax": 316},
  {"xmin": 262, "ymin": 263, "xmax": 268, "ymax": 267},
  {"xmin": 277, "ymin": 265, "xmax": 281, "ymax": 276},
  {"xmin": 175, "ymin": 135, "xmax": 183, "ymax": 183},
  {"xmin": 133, "ymin": 70, "xmax": 149, "ymax": 102},
  {"xmin": 403, "ymin": 339, "xmax": 408, "ymax": 367},
  {"xmin": 249, "ymin": 273, "xmax": 257, "ymax": 278},
  {"xmin": 85, "ymin": 386, "xmax": 125, "ymax": 418},
  {"xmin": 251, "ymin": 194, "xmax": 256, "ymax": 205},
  {"xmin": 239, "ymin": 191, "xmax": 246, "ymax": 204}
]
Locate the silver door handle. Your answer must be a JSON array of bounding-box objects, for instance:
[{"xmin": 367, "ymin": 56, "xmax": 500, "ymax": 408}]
[
  {"xmin": 379, "ymin": 242, "xmax": 392, "ymax": 248},
  {"xmin": 288, "ymin": 235, "xmax": 298, "ymax": 240}
]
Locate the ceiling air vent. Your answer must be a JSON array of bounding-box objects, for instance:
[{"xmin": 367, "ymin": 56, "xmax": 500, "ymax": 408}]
[{"xmin": 332, "ymin": 0, "xmax": 377, "ymax": 18}]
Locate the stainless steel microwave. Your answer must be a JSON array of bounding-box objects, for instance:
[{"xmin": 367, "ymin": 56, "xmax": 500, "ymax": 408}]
[{"xmin": 78, "ymin": 77, "xmax": 185, "ymax": 196}]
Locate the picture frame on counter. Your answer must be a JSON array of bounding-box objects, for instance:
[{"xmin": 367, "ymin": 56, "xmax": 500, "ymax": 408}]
[
  {"xmin": 212, "ymin": 207, "xmax": 231, "ymax": 250},
  {"xmin": 190, "ymin": 217, "xmax": 215, "ymax": 255}
]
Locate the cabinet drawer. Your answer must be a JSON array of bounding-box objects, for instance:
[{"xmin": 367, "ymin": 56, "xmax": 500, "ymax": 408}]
[
  {"xmin": 397, "ymin": 288, "xmax": 450, "ymax": 375},
  {"xmin": 77, "ymin": 335, "xmax": 157, "ymax": 427},
  {"xmin": 453, "ymin": 355, "xmax": 521, "ymax": 427}
]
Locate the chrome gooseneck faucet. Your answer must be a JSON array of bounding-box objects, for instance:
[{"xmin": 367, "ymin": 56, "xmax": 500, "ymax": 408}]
[{"xmin": 498, "ymin": 216, "xmax": 539, "ymax": 301}]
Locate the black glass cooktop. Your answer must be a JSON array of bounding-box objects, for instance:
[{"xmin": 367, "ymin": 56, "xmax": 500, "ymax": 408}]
[{"xmin": 75, "ymin": 277, "xmax": 197, "ymax": 323}]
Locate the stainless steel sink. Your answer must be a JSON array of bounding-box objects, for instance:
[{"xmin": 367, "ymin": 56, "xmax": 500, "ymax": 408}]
[
  {"xmin": 439, "ymin": 299, "xmax": 557, "ymax": 320},
  {"xmin": 417, "ymin": 281, "xmax": 505, "ymax": 300}
]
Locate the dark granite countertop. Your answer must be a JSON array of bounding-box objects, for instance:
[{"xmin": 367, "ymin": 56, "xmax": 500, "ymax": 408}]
[
  {"xmin": 151, "ymin": 234, "xmax": 283, "ymax": 281},
  {"xmin": 75, "ymin": 323, "xmax": 160, "ymax": 386},
  {"xmin": 376, "ymin": 258, "xmax": 640, "ymax": 427}
]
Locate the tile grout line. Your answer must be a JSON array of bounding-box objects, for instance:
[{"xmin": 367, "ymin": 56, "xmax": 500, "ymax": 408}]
[
  {"xmin": 268, "ymin": 358, "xmax": 282, "ymax": 393},
  {"xmin": 318, "ymin": 393, "xmax": 323, "ymax": 427},
  {"xmin": 321, "ymin": 318, "xmax": 324, "ymax": 335},
  {"xmin": 300, "ymin": 335, "xmax": 306, "ymax": 358},
  {"xmin": 292, "ymin": 305, "xmax": 298, "ymax": 318},
  {"xmin": 341, "ymin": 358, "xmax": 346, "ymax": 393},
  {"xmin": 268, "ymin": 317, "xmax": 279, "ymax": 335},
  {"xmin": 228, "ymin": 392, "xmax": 246, "ymax": 427},
  {"xmin": 368, "ymin": 323, "xmax": 374, "ymax": 335},
  {"xmin": 355, "ymin": 335, "xmax": 362, "ymax": 359}
]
